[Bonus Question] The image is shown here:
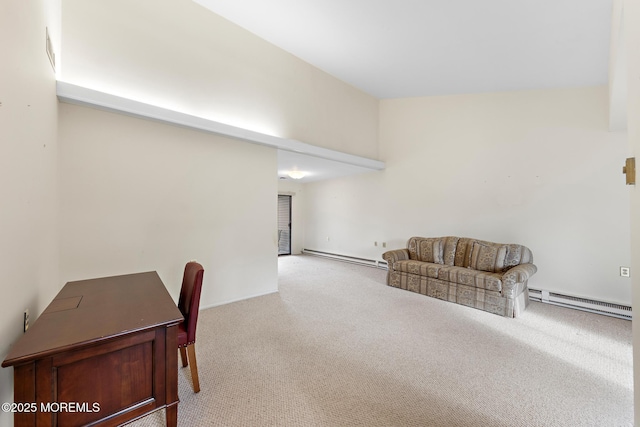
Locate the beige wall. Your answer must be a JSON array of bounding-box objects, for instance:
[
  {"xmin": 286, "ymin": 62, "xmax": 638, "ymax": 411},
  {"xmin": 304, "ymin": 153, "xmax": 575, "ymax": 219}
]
[
  {"xmin": 59, "ymin": 103, "xmax": 279, "ymax": 307},
  {"xmin": 0, "ymin": 0, "xmax": 61, "ymax": 424},
  {"xmin": 4, "ymin": 0, "xmax": 636, "ymax": 422},
  {"xmin": 60, "ymin": 0, "xmax": 379, "ymax": 159},
  {"xmin": 59, "ymin": 0, "xmax": 380, "ymax": 309},
  {"xmin": 2, "ymin": 1, "xmax": 378, "ymax": 417},
  {"xmin": 56, "ymin": 0, "xmax": 379, "ymax": 309},
  {"xmin": 622, "ymin": 0, "xmax": 640, "ymax": 422},
  {"xmin": 303, "ymin": 86, "xmax": 632, "ymax": 305}
]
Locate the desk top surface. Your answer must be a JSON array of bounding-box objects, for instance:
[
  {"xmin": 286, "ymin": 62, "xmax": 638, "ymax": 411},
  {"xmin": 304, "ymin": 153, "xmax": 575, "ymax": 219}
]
[{"xmin": 2, "ymin": 271, "xmax": 184, "ymax": 367}]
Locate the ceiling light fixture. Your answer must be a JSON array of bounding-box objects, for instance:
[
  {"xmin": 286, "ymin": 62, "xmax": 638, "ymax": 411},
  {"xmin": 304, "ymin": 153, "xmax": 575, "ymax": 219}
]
[{"xmin": 287, "ymin": 171, "xmax": 306, "ymax": 180}]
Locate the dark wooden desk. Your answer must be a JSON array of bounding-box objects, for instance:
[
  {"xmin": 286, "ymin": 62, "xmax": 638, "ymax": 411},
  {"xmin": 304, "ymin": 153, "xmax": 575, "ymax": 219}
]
[{"xmin": 2, "ymin": 272, "xmax": 184, "ymax": 427}]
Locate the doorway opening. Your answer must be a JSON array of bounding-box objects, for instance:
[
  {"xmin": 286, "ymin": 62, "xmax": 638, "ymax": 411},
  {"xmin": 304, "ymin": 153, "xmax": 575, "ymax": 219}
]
[{"xmin": 278, "ymin": 195, "xmax": 291, "ymax": 256}]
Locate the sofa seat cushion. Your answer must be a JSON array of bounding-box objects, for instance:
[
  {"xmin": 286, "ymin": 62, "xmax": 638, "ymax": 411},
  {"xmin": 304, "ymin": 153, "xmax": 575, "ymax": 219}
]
[
  {"xmin": 437, "ymin": 266, "xmax": 503, "ymax": 292},
  {"xmin": 393, "ymin": 260, "xmax": 443, "ymax": 278}
]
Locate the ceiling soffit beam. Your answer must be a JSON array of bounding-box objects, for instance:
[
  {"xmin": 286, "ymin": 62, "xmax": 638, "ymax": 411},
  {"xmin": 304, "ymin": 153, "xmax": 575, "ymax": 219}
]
[{"xmin": 56, "ymin": 81, "xmax": 385, "ymax": 171}]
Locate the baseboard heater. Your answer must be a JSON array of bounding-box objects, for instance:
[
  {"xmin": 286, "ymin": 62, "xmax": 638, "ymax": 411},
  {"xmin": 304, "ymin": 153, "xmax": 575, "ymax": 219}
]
[
  {"xmin": 528, "ymin": 288, "xmax": 632, "ymax": 320},
  {"xmin": 302, "ymin": 249, "xmax": 388, "ymax": 269},
  {"xmin": 301, "ymin": 252, "xmax": 631, "ymax": 320}
]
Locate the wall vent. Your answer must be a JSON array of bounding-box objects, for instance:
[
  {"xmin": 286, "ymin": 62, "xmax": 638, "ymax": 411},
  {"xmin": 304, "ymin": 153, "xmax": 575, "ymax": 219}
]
[
  {"xmin": 302, "ymin": 249, "xmax": 388, "ymax": 269},
  {"xmin": 528, "ymin": 288, "xmax": 631, "ymax": 320}
]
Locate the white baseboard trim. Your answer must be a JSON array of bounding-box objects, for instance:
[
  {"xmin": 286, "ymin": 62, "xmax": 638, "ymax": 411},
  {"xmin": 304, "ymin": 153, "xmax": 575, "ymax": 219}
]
[
  {"xmin": 298, "ymin": 252, "xmax": 632, "ymax": 320},
  {"xmin": 200, "ymin": 289, "xmax": 279, "ymax": 311},
  {"xmin": 302, "ymin": 249, "xmax": 388, "ymax": 269},
  {"xmin": 528, "ymin": 288, "xmax": 632, "ymax": 320}
]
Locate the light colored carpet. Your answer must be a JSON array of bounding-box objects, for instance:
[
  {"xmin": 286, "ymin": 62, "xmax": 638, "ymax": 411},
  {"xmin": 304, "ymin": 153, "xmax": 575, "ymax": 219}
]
[{"xmin": 129, "ymin": 255, "xmax": 633, "ymax": 426}]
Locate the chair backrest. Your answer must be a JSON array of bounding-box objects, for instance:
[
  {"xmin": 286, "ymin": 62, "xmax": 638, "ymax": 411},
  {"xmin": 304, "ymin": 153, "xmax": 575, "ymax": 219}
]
[{"xmin": 178, "ymin": 261, "xmax": 204, "ymax": 344}]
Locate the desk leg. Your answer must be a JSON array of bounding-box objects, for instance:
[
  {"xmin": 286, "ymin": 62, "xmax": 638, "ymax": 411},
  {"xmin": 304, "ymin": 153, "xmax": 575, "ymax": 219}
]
[
  {"xmin": 166, "ymin": 403, "xmax": 178, "ymax": 427},
  {"xmin": 13, "ymin": 363, "xmax": 37, "ymax": 427},
  {"xmin": 166, "ymin": 323, "xmax": 179, "ymax": 427}
]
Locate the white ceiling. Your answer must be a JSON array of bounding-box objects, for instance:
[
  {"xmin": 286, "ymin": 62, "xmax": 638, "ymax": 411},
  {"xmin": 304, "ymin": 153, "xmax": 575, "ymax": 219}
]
[
  {"xmin": 193, "ymin": 0, "xmax": 614, "ymax": 181},
  {"xmin": 194, "ymin": 0, "xmax": 612, "ymax": 99}
]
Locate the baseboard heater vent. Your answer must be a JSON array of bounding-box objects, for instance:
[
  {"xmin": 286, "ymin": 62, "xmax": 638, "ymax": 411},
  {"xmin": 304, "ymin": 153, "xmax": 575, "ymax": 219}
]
[
  {"xmin": 528, "ymin": 288, "xmax": 631, "ymax": 320},
  {"xmin": 302, "ymin": 249, "xmax": 388, "ymax": 270}
]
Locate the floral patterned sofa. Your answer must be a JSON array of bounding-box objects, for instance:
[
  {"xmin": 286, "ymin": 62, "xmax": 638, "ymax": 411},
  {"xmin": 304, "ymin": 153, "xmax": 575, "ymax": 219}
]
[{"xmin": 382, "ymin": 236, "xmax": 537, "ymax": 317}]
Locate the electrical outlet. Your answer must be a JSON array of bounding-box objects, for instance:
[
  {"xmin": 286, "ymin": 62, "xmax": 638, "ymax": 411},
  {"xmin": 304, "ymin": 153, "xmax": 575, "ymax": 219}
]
[
  {"xmin": 383, "ymin": 242, "xmax": 387, "ymax": 248},
  {"xmin": 620, "ymin": 267, "xmax": 630, "ymax": 277},
  {"xmin": 24, "ymin": 309, "xmax": 29, "ymax": 332},
  {"xmin": 374, "ymin": 241, "xmax": 378, "ymax": 246}
]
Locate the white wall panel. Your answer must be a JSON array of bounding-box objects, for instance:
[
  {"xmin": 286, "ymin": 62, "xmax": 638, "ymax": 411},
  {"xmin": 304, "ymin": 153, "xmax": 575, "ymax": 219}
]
[{"xmin": 303, "ymin": 86, "xmax": 631, "ymax": 305}]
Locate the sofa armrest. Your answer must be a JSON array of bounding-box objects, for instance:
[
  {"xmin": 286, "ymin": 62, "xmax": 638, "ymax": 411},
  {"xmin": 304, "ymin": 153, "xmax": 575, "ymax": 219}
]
[
  {"xmin": 382, "ymin": 249, "xmax": 410, "ymax": 268},
  {"xmin": 500, "ymin": 263, "xmax": 537, "ymax": 298},
  {"xmin": 503, "ymin": 263, "xmax": 537, "ymax": 283}
]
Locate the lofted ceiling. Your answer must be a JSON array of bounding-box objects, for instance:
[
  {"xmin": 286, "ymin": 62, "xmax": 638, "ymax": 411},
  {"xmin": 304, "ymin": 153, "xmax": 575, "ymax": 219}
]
[
  {"xmin": 194, "ymin": 0, "xmax": 612, "ymax": 99},
  {"xmin": 192, "ymin": 0, "xmax": 614, "ymax": 181}
]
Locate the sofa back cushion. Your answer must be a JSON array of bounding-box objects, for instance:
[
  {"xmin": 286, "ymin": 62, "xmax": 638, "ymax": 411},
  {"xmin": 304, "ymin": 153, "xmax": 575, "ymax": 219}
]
[
  {"xmin": 407, "ymin": 237, "xmax": 444, "ymax": 264},
  {"xmin": 453, "ymin": 238, "xmax": 534, "ymax": 273},
  {"xmin": 468, "ymin": 241, "xmax": 508, "ymax": 273},
  {"xmin": 407, "ymin": 236, "xmax": 533, "ymax": 273},
  {"xmin": 453, "ymin": 238, "xmax": 475, "ymax": 268},
  {"xmin": 503, "ymin": 244, "xmax": 534, "ymax": 270},
  {"xmin": 442, "ymin": 236, "xmax": 460, "ymax": 266}
]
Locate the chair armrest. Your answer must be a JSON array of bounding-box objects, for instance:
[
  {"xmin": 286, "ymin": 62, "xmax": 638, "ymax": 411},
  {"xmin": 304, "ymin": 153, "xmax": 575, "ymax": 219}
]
[
  {"xmin": 382, "ymin": 249, "xmax": 410, "ymax": 267},
  {"xmin": 502, "ymin": 263, "xmax": 537, "ymax": 284}
]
